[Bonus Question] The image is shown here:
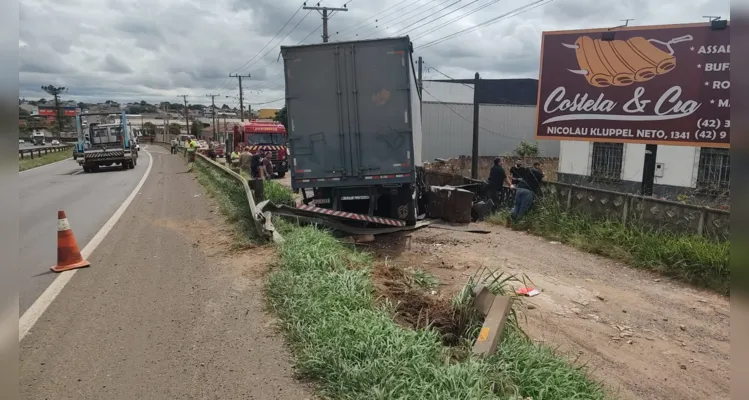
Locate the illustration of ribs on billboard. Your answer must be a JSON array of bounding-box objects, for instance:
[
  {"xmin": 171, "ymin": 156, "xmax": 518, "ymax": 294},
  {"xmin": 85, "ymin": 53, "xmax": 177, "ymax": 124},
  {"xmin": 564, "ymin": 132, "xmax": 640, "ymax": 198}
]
[{"xmin": 562, "ymin": 34, "xmax": 693, "ymax": 87}]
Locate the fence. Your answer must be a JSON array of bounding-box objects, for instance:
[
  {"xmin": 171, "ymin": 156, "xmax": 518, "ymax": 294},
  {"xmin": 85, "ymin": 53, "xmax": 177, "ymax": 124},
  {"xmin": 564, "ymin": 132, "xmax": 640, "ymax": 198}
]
[
  {"xmin": 423, "ymin": 170, "xmax": 730, "ymax": 241},
  {"xmin": 19, "ymin": 144, "xmax": 73, "ymax": 160}
]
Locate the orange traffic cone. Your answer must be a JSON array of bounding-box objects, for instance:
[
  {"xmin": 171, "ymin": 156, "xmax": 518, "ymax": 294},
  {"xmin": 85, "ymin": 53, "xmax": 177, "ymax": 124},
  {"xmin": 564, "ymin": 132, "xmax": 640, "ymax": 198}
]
[{"xmin": 51, "ymin": 211, "xmax": 90, "ymax": 272}]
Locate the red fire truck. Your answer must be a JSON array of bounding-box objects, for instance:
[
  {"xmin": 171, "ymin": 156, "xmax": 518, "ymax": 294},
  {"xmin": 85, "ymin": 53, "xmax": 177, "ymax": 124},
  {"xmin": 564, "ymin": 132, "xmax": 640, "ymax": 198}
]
[{"xmin": 232, "ymin": 119, "xmax": 288, "ymax": 177}]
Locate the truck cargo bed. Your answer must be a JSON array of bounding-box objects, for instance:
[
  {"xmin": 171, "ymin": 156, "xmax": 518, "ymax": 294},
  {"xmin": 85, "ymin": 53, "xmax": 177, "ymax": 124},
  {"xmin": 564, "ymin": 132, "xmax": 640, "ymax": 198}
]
[{"xmin": 281, "ymin": 36, "xmax": 422, "ymax": 189}]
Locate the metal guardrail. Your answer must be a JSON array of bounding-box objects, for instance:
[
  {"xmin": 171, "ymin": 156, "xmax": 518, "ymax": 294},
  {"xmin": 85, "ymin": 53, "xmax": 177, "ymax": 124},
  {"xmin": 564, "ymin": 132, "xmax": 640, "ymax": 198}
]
[{"xmin": 19, "ymin": 144, "xmax": 74, "ymax": 160}]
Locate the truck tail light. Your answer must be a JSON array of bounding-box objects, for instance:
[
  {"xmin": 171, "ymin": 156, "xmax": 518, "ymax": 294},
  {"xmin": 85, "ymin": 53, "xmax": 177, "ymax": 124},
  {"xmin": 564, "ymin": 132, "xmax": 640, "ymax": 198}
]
[{"xmin": 279, "ymin": 148, "xmax": 287, "ymax": 159}]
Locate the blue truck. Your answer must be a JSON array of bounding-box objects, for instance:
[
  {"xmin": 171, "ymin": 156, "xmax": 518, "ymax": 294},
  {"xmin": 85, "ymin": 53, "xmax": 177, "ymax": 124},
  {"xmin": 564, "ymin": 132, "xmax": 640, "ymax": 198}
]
[
  {"xmin": 280, "ymin": 36, "xmax": 424, "ymax": 227},
  {"xmin": 74, "ymin": 112, "xmax": 139, "ymax": 173}
]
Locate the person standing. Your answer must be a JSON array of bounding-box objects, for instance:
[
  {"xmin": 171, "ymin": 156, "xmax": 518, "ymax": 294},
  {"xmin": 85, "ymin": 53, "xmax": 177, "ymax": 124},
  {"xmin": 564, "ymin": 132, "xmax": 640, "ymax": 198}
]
[
  {"xmin": 207, "ymin": 140, "xmax": 217, "ymax": 161},
  {"xmin": 185, "ymin": 137, "xmax": 198, "ymax": 170},
  {"xmin": 250, "ymin": 150, "xmax": 264, "ymax": 180},
  {"xmin": 486, "ymin": 157, "xmax": 513, "ymax": 210},
  {"xmin": 230, "ymin": 149, "xmax": 241, "ymax": 171},
  {"xmin": 261, "ymin": 151, "xmax": 274, "ymax": 180},
  {"xmin": 238, "ymin": 147, "xmax": 253, "ymax": 177},
  {"xmin": 170, "ymin": 137, "xmax": 178, "ymax": 154}
]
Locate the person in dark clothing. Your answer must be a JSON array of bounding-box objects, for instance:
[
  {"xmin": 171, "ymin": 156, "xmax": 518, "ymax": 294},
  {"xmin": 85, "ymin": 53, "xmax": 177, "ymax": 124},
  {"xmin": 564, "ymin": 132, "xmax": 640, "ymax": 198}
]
[
  {"xmin": 509, "ymin": 161, "xmax": 523, "ymax": 185},
  {"xmin": 250, "ymin": 150, "xmax": 263, "ymax": 179},
  {"xmin": 486, "ymin": 157, "xmax": 513, "ymax": 210},
  {"xmin": 510, "ymin": 163, "xmax": 545, "ymax": 221}
]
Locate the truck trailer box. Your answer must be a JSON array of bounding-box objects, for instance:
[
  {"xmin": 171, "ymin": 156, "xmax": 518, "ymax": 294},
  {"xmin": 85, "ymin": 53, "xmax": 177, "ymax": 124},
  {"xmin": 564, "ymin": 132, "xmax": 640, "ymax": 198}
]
[{"xmin": 281, "ymin": 37, "xmax": 424, "ymax": 224}]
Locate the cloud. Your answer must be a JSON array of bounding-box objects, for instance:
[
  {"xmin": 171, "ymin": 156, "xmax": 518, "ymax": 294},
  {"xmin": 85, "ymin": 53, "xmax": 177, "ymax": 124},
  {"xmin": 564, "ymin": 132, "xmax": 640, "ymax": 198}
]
[
  {"xmin": 102, "ymin": 54, "xmax": 133, "ymax": 74},
  {"xmin": 19, "ymin": 0, "xmax": 730, "ymax": 109}
]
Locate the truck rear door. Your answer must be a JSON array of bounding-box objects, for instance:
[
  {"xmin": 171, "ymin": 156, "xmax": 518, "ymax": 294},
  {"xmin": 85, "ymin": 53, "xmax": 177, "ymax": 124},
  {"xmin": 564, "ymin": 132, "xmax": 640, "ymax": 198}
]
[
  {"xmin": 343, "ymin": 38, "xmax": 415, "ymax": 179},
  {"xmin": 284, "ymin": 44, "xmax": 349, "ymax": 181}
]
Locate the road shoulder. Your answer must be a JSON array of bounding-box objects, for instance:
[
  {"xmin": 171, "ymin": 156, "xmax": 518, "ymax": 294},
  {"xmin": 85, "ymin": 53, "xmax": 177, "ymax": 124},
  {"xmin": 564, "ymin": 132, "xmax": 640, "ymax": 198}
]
[{"xmin": 20, "ymin": 149, "xmax": 313, "ymax": 399}]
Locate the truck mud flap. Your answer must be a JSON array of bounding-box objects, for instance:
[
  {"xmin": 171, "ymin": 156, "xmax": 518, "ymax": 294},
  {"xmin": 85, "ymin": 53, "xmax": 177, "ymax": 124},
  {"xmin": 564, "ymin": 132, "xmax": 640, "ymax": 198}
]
[{"xmin": 257, "ymin": 201, "xmax": 432, "ymax": 235}]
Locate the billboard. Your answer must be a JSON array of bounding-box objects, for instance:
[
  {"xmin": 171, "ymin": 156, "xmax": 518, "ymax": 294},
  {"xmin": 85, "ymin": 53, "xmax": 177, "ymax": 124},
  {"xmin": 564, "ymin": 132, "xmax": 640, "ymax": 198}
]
[
  {"xmin": 37, "ymin": 106, "xmax": 80, "ymax": 117},
  {"xmin": 535, "ymin": 22, "xmax": 730, "ymax": 148}
]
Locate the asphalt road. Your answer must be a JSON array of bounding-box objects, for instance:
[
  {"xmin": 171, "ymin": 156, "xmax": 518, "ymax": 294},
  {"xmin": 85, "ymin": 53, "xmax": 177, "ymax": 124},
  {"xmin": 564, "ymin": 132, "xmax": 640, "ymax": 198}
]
[
  {"xmin": 20, "ymin": 147, "xmax": 311, "ymax": 399},
  {"xmin": 18, "ymin": 148, "xmax": 149, "ymax": 314}
]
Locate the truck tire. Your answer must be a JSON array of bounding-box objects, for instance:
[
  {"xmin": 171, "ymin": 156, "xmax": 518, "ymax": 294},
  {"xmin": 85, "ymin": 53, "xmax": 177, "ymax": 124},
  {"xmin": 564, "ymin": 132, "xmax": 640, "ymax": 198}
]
[
  {"xmin": 83, "ymin": 166, "xmax": 91, "ymax": 173},
  {"xmin": 121, "ymin": 162, "xmax": 129, "ymax": 170},
  {"xmin": 276, "ymin": 171, "xmax": 286, "ymax": 178}
]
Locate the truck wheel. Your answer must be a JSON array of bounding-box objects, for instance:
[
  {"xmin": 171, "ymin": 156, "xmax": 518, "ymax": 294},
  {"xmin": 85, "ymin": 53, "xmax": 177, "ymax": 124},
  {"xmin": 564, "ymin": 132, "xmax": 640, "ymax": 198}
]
[
  {"xmin": 83, "ymin": 166, "xmax": 90, "ymax": 173},
  {"xmin": 276, "ymin": 171, "xmax": 286, "ymax": 178},
  {"xmin": 121, "ymin": 162, "xmax": 129, "ymax": 170}
]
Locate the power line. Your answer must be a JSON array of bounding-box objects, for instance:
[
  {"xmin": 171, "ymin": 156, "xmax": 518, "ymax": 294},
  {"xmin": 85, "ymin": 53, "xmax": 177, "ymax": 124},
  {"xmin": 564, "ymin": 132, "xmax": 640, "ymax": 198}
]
[
  {"xmin": 299, "ymin": 23, "xmax": 323, "ymax": 44},
  {"xmin": 417, "ymin": 0, "xmax": 557, "ymax": 49},
  {"xmin": 335, "ymin": 0, "xmax": 411, "ymax": 36},
  {"xmin": 411, "ymin": 0, "xmax": 503, "ymax": 40},
  {"xmin": 342, "ymin": 0, "xmax": 421, "ymax": 39},
  {"xmin": 394, "ymin": 0, "xmax": 480, "ymax": 37},
  {"xmin": 356, "ymin": 0, "xmax": 448, "ymax": 40},
  {"xmin": 211, "ymin": 2, "xmax": 306, "ymax": 93},
  {"xmin": 303, "ymin": 4, "xmax": 350, "ymax": 42},
  {"xmin": 425, "ymin": 63, "xmax": 528, "ymax": 105},
  {"xmin": 244, "ymin": 11, "xmax": 315, "ymax": 75}
]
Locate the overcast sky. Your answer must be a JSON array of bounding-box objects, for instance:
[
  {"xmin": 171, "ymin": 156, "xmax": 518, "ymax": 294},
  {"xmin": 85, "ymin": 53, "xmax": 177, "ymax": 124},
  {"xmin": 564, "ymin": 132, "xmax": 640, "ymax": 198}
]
[{"xmin": 19, "ymin": 0, "xmax": 729, "ymax": 109}]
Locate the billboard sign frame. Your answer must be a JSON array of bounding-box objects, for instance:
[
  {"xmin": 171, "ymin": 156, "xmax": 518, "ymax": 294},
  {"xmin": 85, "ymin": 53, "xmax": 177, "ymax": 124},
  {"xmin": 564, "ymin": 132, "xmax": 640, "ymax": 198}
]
[{"xmin": 534, "ymin": 22, "xmax": 730, "ymax": 148}]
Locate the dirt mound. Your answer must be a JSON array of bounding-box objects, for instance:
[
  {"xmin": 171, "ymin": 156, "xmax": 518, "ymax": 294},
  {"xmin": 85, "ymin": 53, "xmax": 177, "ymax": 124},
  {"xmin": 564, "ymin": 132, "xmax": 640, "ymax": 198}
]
[{"xmin": 371, "ymin": 264, "xmax": 467, "ymax": 346}]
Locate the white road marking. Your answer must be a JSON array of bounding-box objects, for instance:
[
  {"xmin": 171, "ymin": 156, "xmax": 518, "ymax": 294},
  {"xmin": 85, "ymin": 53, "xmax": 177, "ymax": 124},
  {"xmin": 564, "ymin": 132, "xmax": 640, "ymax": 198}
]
[{"xmin": 19, "ymin": 150, "xmax": 155, "ymax": 341}]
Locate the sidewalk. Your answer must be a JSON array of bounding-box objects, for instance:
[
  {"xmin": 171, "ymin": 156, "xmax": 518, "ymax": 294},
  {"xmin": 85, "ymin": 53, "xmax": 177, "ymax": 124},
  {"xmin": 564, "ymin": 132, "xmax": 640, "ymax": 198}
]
[{"xmin": 20, "ymin": 148, "xmax": 312, "ymax": 399}]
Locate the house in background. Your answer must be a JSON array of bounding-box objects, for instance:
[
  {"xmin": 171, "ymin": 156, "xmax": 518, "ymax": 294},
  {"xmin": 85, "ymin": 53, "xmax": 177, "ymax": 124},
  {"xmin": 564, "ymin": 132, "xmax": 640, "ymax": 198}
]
[
  {"xmin": 420, "ymin": 78, "xmax": 559, "ymax": 161},
  {"xmin": 557, "ymin": 141, "xmax": 730, "ymax": 205}
]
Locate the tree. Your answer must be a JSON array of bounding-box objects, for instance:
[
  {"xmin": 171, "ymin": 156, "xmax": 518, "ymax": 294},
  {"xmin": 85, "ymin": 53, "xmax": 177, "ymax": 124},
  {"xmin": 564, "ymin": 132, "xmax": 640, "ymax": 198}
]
[
  {"xmin": 273, "ymin": 106, "xmax": 287, "ymax": 127},
  {"xmin": 513, "ymin": 141, "xmax": 540, "ymax": 157},
  {"xmin": 168, "ymin": 123, "xmax": 182, "ymax": 136},
  {"xmin": 140, "ymin": 100, "xmax": 147, "ymax": 106},
  {"xmin": 142, "ymin": 122, "xmax": 156, "ymax": 135},
  {"xmin": 41, "ymin": 85, "xmax": 67, "ymax": 140},
  {"xmin": 190, "ymin": 119, "xmax": 201, "ymax": 136},
  {"xmin": 221, "ymin": 104, "xmax": 230, "ymax": 110},
  {"xmin": 19, "ymin": 107, "xmax": 30, "ymax": 118}
]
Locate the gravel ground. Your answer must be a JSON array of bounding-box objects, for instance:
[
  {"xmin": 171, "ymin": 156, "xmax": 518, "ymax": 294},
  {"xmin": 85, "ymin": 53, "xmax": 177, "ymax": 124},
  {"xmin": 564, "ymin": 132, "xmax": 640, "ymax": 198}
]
[
  {"xmin": 369, "ymin": 225, "xmax": 729, "ymax": 400},
  {"xmin": 20, "ymin": 148, "xmax": 313, "ymax": 400}
]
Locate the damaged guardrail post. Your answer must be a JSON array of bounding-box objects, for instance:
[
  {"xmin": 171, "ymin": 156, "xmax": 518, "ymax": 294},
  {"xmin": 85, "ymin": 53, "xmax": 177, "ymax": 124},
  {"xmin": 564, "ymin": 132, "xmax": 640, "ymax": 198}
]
[
  {"xmin": 471, "ymin": 285, "xmax": 515, "ymax": 356},
  {"xmin": 194, "ymin": 153, "xmax": 282, "ymax": 244}
]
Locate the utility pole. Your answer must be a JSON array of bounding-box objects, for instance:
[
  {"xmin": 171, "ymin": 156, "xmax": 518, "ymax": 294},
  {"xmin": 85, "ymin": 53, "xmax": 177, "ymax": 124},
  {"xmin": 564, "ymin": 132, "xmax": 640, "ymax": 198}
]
[
  {"xmin": 164, "ymin": 103, "xmax": 170, "ymax": 141},
  {"xmin": 229, "ymin": 74, "xmax": 251, "ymax": 121},
  {"xmin": 471, "ymin": 72, "xmax": 480, "ymax": 180},
  {"xmin": 206, "ymin": 94, "xmax": 219, "ymax": 140},
  {"xmin": 303, "ymin": 2, "xmax": 349, "ymax": 43},
  {"xmin": 179, "ymin": 95, "xmax": 189, "ymax": 134},
  {"xmin": 41, "ymin": 85, "xmax": 67, "ymax": 140}
]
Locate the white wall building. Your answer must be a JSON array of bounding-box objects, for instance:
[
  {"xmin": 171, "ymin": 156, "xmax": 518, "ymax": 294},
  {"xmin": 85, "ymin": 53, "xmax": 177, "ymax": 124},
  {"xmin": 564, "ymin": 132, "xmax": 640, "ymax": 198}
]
[
  {"xmin": 420, "ymin": 81, "xmax": 558, "ymax": 161},
  {"xmin": 557, "ymin": 140, "xmax": 730, "ymax": 200}
]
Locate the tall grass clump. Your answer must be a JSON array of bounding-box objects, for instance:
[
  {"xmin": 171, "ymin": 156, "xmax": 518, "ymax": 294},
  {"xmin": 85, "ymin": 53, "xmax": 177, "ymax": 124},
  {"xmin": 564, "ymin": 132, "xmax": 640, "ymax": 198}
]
[
  {"xmin": 488, "ymin": 196, "xmax": 729, "ymax": 294},
  {"xmin": 264, "ymin": 179, "xmax": 296, "ymax": 206}
]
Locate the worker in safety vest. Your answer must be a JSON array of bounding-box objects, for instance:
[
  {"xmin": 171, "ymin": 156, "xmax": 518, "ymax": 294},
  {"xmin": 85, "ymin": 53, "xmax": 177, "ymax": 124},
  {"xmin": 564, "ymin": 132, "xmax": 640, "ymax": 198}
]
[
  {"xmin": 230, "ymin": 150, "xmax": 241, "ymax": 171},
  {"xmin": 186, "ymin": 138, "xmax": 198, "ymax": 168}
]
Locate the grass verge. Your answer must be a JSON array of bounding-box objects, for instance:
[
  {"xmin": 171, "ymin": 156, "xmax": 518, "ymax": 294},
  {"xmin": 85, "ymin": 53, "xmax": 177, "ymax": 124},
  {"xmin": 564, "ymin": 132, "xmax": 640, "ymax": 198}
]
[
  {"xmin": 268, "ymin": 226, "xmax": 607, "ymax": 399},
  {"xmin": 19, "ymin": 150, "xmax": 71, "ymax": 171},
  {"xmin": 193, "ymin": 158, "xmax": 259, "ymax": 248},
  {"xmin": 487, "ymin": 197, "xmax": 729, "ymax": 294},
  {"xmin": 191, "ymin": 162, "xmax": 608, "ymax": 399}
]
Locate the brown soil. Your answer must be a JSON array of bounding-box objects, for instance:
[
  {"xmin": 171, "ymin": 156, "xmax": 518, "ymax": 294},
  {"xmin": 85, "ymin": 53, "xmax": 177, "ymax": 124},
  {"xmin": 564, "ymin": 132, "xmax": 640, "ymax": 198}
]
[
  {"xmin": 365, "ymin": 224, "xmax": 730, "ymax": 400},
  {"xmin": 370, "ymin": 263, "xmax": 467, "ymax": 346}
]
